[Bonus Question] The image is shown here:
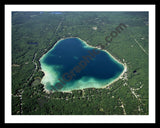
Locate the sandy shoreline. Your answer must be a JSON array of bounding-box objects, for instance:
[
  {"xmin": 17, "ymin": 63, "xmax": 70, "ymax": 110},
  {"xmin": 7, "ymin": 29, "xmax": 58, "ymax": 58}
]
[
  {"xmin": 77, "ymin": 37, "xmax": 127, "ymax": 88},
  {"xmin": 40, "ymin": 37, "xmax": 127, "ymax": 94}
]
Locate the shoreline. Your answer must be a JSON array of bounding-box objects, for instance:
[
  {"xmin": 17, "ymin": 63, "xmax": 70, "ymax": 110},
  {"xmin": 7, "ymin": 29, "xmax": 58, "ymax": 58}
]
[
  {"xmin": 39, "ymin": 36, "xmax": 127, "ymax": 93},
  {"xmin": 58, "ymin": 62, "xmax": 127, "ymax": 93}
]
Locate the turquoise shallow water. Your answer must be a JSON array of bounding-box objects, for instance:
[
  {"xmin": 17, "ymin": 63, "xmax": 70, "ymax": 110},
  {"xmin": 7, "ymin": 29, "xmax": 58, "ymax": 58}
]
[{"xmin": 40, "ymin": 37, "xmax": 124, "ymax": 92}]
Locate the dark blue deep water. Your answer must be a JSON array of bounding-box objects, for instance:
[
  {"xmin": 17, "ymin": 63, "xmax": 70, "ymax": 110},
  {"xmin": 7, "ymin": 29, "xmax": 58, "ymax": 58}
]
[{"xmin": 40, "ymin": 37, "xmax": 124, "ymax": 92}]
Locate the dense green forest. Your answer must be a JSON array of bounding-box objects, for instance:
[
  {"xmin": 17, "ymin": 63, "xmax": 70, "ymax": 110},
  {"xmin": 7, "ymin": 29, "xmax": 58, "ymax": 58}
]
[{"xmin": 12, "ymin": 11, "xmax": 148, "ymax": 115}]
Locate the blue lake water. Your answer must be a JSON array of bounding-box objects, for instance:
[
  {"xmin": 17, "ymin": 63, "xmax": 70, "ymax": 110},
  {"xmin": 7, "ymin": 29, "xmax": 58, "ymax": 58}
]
[
  {"xmin": 40, "ymin": 37, "xmax": 124, "ymax": 92},
  {"xmin": 50, "ymin": 12, "xmax": 63, "ymax": 14}
]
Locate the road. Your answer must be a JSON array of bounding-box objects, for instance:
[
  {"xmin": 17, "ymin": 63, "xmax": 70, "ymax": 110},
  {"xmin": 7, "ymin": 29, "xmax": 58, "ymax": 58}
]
[
  {"xmin": 27, "ymin": 53, "xmax": 38, "ymax": 83},
  {"xmin": 134, "ymin": 39, "xmax": 148, "ymax": 55}
]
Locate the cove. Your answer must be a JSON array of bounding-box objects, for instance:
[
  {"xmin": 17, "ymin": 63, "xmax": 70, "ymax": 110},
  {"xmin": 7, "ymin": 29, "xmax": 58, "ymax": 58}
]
[{"xmin": 40, "ymin": 37, "xmax": 125, "ymax": 92}]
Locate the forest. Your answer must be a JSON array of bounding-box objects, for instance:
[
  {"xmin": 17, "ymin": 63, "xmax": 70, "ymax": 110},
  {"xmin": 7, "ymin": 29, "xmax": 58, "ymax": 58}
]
[{"xmin": 12, "ymin": 11, "xmax": 148, "ymax": 115}]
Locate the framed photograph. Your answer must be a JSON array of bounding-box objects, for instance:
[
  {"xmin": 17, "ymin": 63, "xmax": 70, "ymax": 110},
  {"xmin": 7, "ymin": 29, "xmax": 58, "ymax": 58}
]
[{"xmin": 5, "ymin": 4, "xmax": 156, "ymax": 123}]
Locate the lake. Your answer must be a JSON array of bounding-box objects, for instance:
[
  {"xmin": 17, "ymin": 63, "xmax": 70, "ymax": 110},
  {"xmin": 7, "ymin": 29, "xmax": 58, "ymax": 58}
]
[{"xmin": 40, "ymin": 37, "xmax": 124, "ymax": 92}]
